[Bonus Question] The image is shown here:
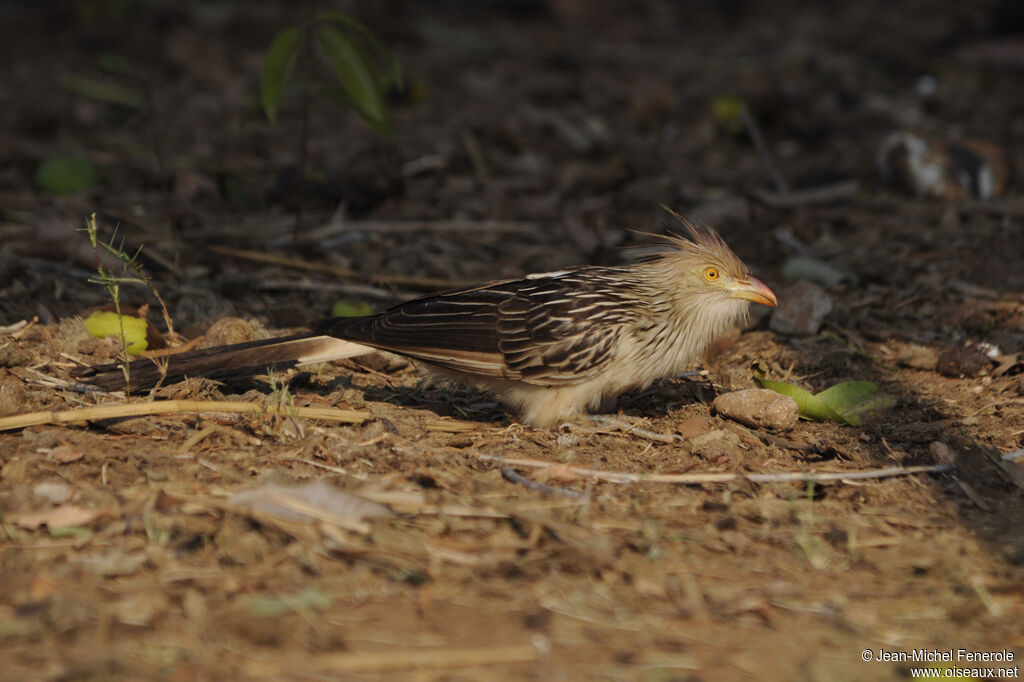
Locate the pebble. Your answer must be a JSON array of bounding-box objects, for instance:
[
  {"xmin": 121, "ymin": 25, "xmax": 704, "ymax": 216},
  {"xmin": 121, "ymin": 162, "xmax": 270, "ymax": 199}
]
[
  {"xmin": 769, "ymin": 280, "xmax": 833, "ymax": 336},
  {"xmin": 713, "ymin": 388, "xmax": 799, "ymax": 431}
]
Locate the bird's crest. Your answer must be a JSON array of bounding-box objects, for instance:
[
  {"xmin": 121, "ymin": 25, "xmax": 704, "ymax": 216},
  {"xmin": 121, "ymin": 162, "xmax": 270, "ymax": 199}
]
[{"xmin": 631, "ymin": 206, "xmax": 748, "ymax": 275}]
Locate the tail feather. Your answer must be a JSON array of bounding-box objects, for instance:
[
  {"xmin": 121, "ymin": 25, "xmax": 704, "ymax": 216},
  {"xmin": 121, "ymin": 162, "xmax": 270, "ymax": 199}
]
[{"xmin": 74, "ymin": 334, "xmax": 374, "ymax": 391}]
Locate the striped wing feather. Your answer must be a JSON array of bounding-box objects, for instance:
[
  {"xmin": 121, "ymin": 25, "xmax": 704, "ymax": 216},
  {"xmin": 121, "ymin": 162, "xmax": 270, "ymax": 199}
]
[{"xmin": 312, "ymin": 269, "xmax": 644, "ymax": 386}]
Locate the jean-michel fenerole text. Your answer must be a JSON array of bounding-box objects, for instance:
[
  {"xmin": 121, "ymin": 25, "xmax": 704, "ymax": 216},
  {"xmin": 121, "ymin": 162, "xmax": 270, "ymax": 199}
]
[{"xmin": 874, "ymin": 649, "xmax": 1015, "ymax": 663}]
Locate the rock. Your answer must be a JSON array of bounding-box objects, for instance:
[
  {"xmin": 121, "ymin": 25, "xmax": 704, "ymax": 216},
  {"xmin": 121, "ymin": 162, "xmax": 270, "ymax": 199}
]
[
  {"xmin": 770, "ymin": 280, "xmax": 833, "ymax": 336},
  {"xmin": 713, "ymin": 389, "xmax": 799, "ymax": 431}
]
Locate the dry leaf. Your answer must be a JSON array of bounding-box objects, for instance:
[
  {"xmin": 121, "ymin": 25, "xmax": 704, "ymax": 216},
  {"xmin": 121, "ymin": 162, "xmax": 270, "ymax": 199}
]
[
  {"xmin": 227, "ymin": 480, "xmax": 393, "ymax": 533},
  {"xmin": 33, "ymin": 481, "xmax": 71, "ymax": 505},
  {"xmin": 7, "ymin": 505, "xmax": 103, "ymax": 530},
  {"xmin": 43, "ymin": 445, "xmax": 85, "ymax": 463},
  {"xmin": 89, "ymin": 550, "xmax": 148, "ymax": 578}
]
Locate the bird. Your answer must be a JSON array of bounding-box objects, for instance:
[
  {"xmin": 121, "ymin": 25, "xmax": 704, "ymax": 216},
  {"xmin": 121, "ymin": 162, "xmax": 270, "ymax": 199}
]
[{"xmin": 76, "ymin": 213, "xmax": 776, "ymax": 426}]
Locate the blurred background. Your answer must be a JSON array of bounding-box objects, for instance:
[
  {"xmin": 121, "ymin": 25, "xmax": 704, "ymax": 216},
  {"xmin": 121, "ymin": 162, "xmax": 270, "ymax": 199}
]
[{"xmin": 2, "ymin": 0, "xmax": 1021, "ymax": 330}]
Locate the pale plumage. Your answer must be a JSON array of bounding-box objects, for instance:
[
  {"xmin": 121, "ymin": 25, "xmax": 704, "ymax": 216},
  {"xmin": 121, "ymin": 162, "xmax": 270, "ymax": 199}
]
[{"xmin": 78, "ymin": 215, "xmax": 776, "ymax": 426}]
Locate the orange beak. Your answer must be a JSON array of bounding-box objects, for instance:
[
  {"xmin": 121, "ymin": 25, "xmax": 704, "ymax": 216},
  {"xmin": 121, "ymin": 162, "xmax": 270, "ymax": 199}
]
[{"xmin": 728, "ymin": 276, "xmax": 778, "ymax": 307}]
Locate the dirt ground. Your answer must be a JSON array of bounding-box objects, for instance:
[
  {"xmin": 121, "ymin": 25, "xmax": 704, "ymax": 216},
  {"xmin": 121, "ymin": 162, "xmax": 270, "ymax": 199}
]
[{"xmin": 1, "ymin": 1, "xmax": 1023, "ymax": 680}]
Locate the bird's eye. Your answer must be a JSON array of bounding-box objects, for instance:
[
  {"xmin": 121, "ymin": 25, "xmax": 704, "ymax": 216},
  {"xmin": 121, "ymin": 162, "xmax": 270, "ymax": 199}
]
[{"xmin": 704, "ymin": 267, "xmax": 720, "ymax": 281}]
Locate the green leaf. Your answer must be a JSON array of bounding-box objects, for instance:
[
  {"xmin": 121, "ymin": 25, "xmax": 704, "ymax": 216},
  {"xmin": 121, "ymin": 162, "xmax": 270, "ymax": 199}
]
[
  {"xmin": 817, "ymin": 382, "xmax": 897, "ymax": 426},
  {"xmin": 261, "ymin": 26, "xmax": 303, "ymax": 123},
  {"xmin": 84, "ymin": 310, "xmax": 149, "ymax": 354},
  {"xmin": 754, "ymin": 375, "xmax": 894, "ymax": 426},
  {"xmin": 330, "ymin": 300, "xmax": 375, "ymax": 318},
  {"xmin": 35, "ymin": 156, "xmax": 100, "ymax": 195},
  {"xmin": 754, "ymin": 377, "xmax": 843, "ymax": 422},
  {"xmin": 317, "ymin": 24, "xmax": 392, "ymax": 139},
  {"xmin": 316, "ymin": 10, "xmax": 404, "ymax": 90},
  {"xmin": 60, "ymin": 73, "xmax": 146, "ymax": 109}
]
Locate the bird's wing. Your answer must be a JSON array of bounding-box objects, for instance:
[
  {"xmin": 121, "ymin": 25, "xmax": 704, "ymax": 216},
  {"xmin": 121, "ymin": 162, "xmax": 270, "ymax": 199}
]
[{"xmin": 313, "ymin": 269, "xmax": 647, "ymax": 386}]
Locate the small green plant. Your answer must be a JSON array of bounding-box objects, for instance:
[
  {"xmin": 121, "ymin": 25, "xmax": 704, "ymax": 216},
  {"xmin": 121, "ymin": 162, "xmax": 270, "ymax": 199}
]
[
  {"xmin": 263, "ymin": 369, "xmax": 301, "ymax": 439},
  {"xmin": 81, "ymin": 213, "xmax": 176, "ymax": 392},
  {"xmin": 260, "ymin": 11, "xmax": 401, "ymax": 139}
]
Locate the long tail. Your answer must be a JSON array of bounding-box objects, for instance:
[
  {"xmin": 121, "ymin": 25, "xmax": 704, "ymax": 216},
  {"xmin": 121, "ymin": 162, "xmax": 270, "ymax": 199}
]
[{"xmin": 73, "ymin": 334, "xmax": 374, "ymax": 391}]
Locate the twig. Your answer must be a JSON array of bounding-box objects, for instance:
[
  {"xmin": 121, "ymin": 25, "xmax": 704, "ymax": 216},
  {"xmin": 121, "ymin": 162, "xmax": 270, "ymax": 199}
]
[
  {"xmin": 589, "ymin": 416, "xmax": 684, "ymax": 444},
  {"xmin": 0, "ymin": 318, "xmax": 35, "ymax": 337},
  {"xmin": 208, "ymin": 245, "xmax": 471, "ymax": 290},
  {"xmin": 740, "ymin": 102, "xmax": 789, "ymax": 195},
  {"xmin": 0, "ymin": 400, "xmax": 368, "ymax": 432},
  {"xmin": 501, "ymin": 468, "xmax": 585, "ymax": 498},
  {"xmin": 753, "ymin": 180, "xmax": 860, "ymax": 208},
  {"xmin": 256, "ymin": 278, "xmax": 413, "ymax": 301},
  {"xmin": 474, "ymin": 452, "xmax": 953, "ymax": 485},
  {"xmin": 19, "ymin": 368, "xmax": 103, "ymax": 394}
]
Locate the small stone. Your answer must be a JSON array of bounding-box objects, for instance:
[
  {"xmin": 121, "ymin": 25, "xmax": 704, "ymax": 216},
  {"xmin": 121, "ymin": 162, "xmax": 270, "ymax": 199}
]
[
  {"xmin": 713, "ymin": 388, "xmax": 799, "ymax": 431},
  {"xmin": 769, "ymin": 280, "xmax": 833, "ymax": 336}
]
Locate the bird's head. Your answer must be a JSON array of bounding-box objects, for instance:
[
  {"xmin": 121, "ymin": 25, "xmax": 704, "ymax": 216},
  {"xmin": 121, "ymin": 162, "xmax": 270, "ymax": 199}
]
[{"xmin": 641, "ymin": 208, "xmax": 777, "ymax": 316}]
